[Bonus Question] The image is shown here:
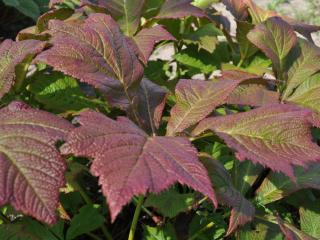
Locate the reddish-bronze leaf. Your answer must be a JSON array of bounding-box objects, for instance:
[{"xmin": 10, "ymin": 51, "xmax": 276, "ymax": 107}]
[
  {"xmin": 219, "ymin": 70, "xmax": 261, "ymax": 82},
  {"xmin": 61, "ymin": 111, "xmax": 217, "ymax": 221},
  {"xmin": 227, "ymin": 84, "xmax": 280, "ymax": 106},
  {"xmin": 0, "ymin": 40, "xmax": 45, "ymax": 100},
  {"xmin": 0, "ymin": 101, "xmax": 73, "ymax": 224},
  {"xmin": 193, "ymin": 104, "xmax": 320, "ymax": 178},
  {"xmin": 155, "ymin": 0, "xmax": 206, "ymax": 19},
  {"xmin": 133, "ymin": 25, "xmax": 175, "ymax": 63},
  {"xmin": 166, "ymin": 79, "xmax": 242, "ymax": 136},
  {"xmin": 222, "ymin": 0, "xmax": 248, "ymax": 20},
  {"xmin": 247, "ymin": 17, "xmax": 297, "ymax": 74},
  {"xmin": 36, "ymin": 14, "xmax": 144, "ymax": 109},
  {"xmin": 131, "ymin": 78, "xmax": 167, "ymax": 134},
  {"xmin": 201, "ymin": 156, "xmax": 255, "ymax": 235}
]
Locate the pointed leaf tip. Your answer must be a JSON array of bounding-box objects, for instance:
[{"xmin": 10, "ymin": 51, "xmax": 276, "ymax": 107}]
[
  {"xmin": 193, "ymin": 104, "xmax": 320, "ymax": 178},
  {"xmin": 0, "ymin": 101, "xmax": 73, "ymax": 224},
  {"xmin": 61, "ymin": 111, "xmax": 217, "ymax": 221}
]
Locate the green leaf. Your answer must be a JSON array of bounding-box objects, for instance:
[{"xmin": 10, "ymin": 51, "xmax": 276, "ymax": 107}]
[
  {"xmin": 236, "ymin": 21, "xmax": 258, "ymax": 62},
  {"xmin": 66, "ymin": 205, "xmax": 105, "ymax": 240},
  {"xmin": 256, "ymin": 164, "xmax": 320, "ymax": 205},
  {"xmin": 183, "ymin": 24, "xmax": 221, "ymax": 53},
  {"xmin": 237, "ymin": 218, "xmax": 283, "ymax": 240},
  {"xmin": 0, "ymin": 218, "xmax": 60, "ymax": 240},
  {"xmin": 143, "ymin": 223, "xmax": 178, "ymax": 240},
  {"xmin": 174, "ymin": 48, "xmax": 217, "ymax": 74},
  {"xmin": 28, "ymin": 71, "xmax": 107, "ymax": 113},
  {"xmin": 300, "ymin": 202, "xmax": 320, "ymax": 239},
  {"xmin": 247, "ymin": 17, "xmax": 297, "ymax": 76},
  {"xmin": 2, "ymin": 0, "xmax": 44, "ymax": 20},
  {"xmin": 286, "ymin": 73, "xmax": 320, "ymax": 114},
  {"xmin": 282, "ymin": 40, "xmax": 320, "ymax": 99},
  {"xmin": 144, "ymin": 188, "xmax": 195, "ymax": 218}
]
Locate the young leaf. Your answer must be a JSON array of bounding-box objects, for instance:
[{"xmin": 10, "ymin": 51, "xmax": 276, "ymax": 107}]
[
  {"xmin": 236, "ymin": 21, "xmax": 258, "ymax": 62},
  {"xmin": 154, "ymin": 0, "xmax": 206, "ymax": 19},
  {"xmin": 143, "ymin": 223, "xmax": 178, "ymax": 240},
  {"xmin": 183, "ymin": 24, "xmax": 221, "ymax": 53},
  {"xmin": 221, "ymin": 0, "xmax": 248, "ymax": 20},
  {"xmin": 133, "ymin": 25, "xmax": 176, "ymax": 63},
  {"xmin": 0, "ymin": 101, "xmax": 73, "ymax": 224},
  {"xmin": 247, "ymin": 17, "xmax": 297, "ymax": 75},
  {"xmin": 36, "ymin": 14, "xmax": 144, "ymax": 109},
  {"xmin": 131, "ymin": 78, "xmax": 167, "ymax": 134},
  {"xmin": 193, "ymin": 104, "xmax": 320, "ymax": 178},
  {"xmin": 201, "ymin": 156, "xmax": 255, "ymax": 235},
  {"xmin": 144, "ymin": 188, "xmax": 194, "ymax": 218},
  {"xmin": 285, "ymin": 74, "xmax": 320, "ymax": 115},
  {"xmin": 66, "ymin": 205, "xmax": 105, "ymax": 240},
  {"xmin": 256, "ymin": 164, "xmax": 320, "ymax": 205},
  {"xmin": 61, "ymin": 111, "xmax": 217, "ymax": 221},
  {"xmin": 0, "ymin": 39, "xmax": 45, "ymax": 100},
  {"xmin": 166, "ymin": 79, "xmax": 242, "ymax": 136},
  {"xmin": 282, "ymin": 40, "xmax": 320, "ymax": 99}
]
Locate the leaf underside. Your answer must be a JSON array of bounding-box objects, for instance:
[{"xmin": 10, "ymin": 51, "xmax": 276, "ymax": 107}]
[{"xmin": 61, "ymin": 111, "xmax": 217, "ymax": 221}]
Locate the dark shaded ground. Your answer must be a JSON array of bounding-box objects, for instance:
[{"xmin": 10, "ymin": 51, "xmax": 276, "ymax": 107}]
[{"xmin": 0, "ymin": 2, "xmax": 34, "ymax": 40}]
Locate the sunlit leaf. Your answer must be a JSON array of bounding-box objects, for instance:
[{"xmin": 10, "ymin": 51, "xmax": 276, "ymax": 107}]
[
  {"xmin": 36, "ymin": 14, "xmax": 144, "ymax": 109},
  {"xmin": 256, "ymin": 164, "xmax": 320, "ymax": 205},
  {"xmin": 0, "ymin": 101, "xmax": 73, "ymax": 224},
  {"xmin": 155, "ymin": 0, "xmax": 206, "ymax": 19},
  {"xmin": 282, "ymin": 40, "xmax": 320, "ymax": 99},
  {"xmin": 0, "ymin": 40, "xmax": 45, "ymax": 100},
  {"xmin": 247, "ymin": 17, "xmax": 297, "ymax": 75},
  {"xmin": 61, "ymin": 111, "xmax": 217, "ymax": 221},
  {"xmin": 167, "ymin": 79, "xmax": 242, "ymax": 136},
  {"xmin": 193, "ymin": 104, "xmax": 320, "ymax": 178},
  {"xmin": 133, "ymin": 25, "xmax": 175, "ymax": 63}
]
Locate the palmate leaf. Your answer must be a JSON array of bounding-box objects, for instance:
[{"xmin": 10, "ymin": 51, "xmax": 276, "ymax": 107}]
[
  {"xmin": 201, "ymin": 156, "xmax": 255, "ymax": 235},
  {"xmin": 133, "ymin": 25, "xmax": 176, "ymax": 63},
  {"xmin": 154, "ymin": 0, "xmax": 206, "ymax": 19},
  {"xmin": 247, "ymin": 17, "xmax": 297, "ymax": 75},
  {"xmin": 166, "ymin": 79, "xmax": 242, "ymax": 136},
  {"xmin": 193, "ymin": 104, "xmax": 320, "ymax": 178},
  {"xmin": 0, "ymin": 40, "xmax": 45, "ymax": 100},
  {"xmin": 36, "ymin": 13, "xmax": 144, "ymax": 109},
  {"xmin": 0, "ymin": 101, "xmax": 74, "ymax": 224},
  {"xmin": 61, "ymin": 111, "xmax": 217, "ymax": 221},
  {"xmin": 282, "ymin": 40, "xmax": 320, "ymax": 99}
]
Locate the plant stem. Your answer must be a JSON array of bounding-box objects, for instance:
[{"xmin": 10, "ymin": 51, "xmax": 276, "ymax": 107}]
[
  {"xmin": 86, "ymin": 232, "xmax": 104, "ymax": 240},
  {"xmin": 74, "ymin": 181, "xmax": 113, "ymax": 240},
  {"xmin": 188, "ymin": 222, "xmax": 215, "ymax": 240},
  {"xmin": 0, "ymin": 212, "xmax": 10, "ymax": 224},
  {"xmin": 128, "ymin": 195, "xmax": 144, "ymax": 240},
  {"xmin": 237, "ymin": 58, "xmax": 244, "ymax": 68}
]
